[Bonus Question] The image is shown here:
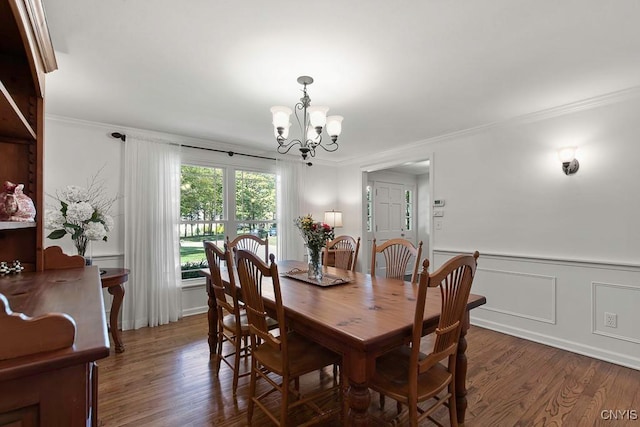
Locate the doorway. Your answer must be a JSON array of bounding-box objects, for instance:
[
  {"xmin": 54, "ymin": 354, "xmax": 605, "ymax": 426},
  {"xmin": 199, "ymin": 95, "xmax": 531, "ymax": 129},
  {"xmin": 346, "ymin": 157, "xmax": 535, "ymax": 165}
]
[{"xmin": 361, "ymin": 159, "xmax": 431, "ymax": 276}]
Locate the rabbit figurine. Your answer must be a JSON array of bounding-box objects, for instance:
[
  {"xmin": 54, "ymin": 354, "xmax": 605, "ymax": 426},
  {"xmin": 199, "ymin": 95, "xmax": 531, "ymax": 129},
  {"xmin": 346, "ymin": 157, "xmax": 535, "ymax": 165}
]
[{"xmin": 0, "ymin": 181, "xmax": 36, "ymax": 222}]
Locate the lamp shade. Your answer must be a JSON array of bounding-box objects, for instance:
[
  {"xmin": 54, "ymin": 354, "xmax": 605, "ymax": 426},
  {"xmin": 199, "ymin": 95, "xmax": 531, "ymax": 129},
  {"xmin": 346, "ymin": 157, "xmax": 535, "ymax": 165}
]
[
  {"xmin": 326, "ymin": 115, "xmax": 343, "ymax": 137},
  {"xmin": 324, "ymin": 210, "xmax": 343, "ymax": 228},
  {"xmin": 308, "ymin": 106, "xmax": 329, "ymax": 127},
  {"xmin": 271, "ymin": 106, "xmax": 293, "ymax": 129}
]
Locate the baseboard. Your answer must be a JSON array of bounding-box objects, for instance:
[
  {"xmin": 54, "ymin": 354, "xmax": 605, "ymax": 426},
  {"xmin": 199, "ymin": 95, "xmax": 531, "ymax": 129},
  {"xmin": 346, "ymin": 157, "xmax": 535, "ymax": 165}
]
[{"xmin": 182, "ymin": 306, "xmax": 208, "ymax": 317}]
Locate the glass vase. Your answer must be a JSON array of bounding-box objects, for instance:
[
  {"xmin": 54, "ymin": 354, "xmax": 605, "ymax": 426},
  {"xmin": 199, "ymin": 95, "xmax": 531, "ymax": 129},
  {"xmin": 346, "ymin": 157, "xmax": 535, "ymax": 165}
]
[
  {"xmin": 307, "ymin": 245, "xmax": 323, "ymax": 281},
  {"xmin": 74, "ymin": 235, "xmax": 92, "ymax": 265}
]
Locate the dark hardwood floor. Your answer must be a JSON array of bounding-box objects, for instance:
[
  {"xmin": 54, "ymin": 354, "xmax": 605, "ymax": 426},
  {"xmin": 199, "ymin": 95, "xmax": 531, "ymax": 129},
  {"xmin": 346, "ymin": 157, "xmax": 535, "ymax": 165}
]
[{"xmin": 98, "ymin": 314, "xmax": 640, "ymax": 426}]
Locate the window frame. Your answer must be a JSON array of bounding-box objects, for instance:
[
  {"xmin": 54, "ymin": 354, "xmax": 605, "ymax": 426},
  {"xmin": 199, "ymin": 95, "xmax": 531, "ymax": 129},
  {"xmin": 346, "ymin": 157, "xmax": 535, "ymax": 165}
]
[{"xmin": 180, "ymin": 148, "xmax": 278, "ymax": 282}]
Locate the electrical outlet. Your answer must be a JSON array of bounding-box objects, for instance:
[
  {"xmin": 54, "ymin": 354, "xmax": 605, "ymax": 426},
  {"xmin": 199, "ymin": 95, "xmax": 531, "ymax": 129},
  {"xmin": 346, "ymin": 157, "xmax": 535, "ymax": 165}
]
[{"xmin": 604, "ymin": 312, "xmax": 617, "ymax": 328}]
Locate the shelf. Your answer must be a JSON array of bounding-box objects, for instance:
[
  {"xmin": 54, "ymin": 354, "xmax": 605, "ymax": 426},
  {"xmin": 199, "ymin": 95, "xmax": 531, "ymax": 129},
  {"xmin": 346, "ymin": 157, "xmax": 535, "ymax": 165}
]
[
  {"xmin": 0, "ymin": 79, "xmax": 36, "ymax": 140},
  {"xmin": 0, "ymin": 221, "xmax": 36, "ymax": 230}
]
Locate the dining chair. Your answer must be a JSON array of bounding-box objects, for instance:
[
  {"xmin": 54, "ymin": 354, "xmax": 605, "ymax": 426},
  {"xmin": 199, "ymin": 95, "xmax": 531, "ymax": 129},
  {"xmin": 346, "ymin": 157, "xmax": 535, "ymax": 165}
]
[
  {"xmin": 371, "ymin": 251, "xmax": 480, "ymax": 427},
  {"xmin": 226, "ymin": 234, "xmax": 269, "ymax": 262},
  {"xmin": 43, "ymin": 246, "xmax": 86, "ymax": 270},
  {"xmin": 203, "ymin": 241, "xmax": 251, "ymax": 395},
  {"xmin": 371, "ymin": 238, "xmax": 423, "ymax": 284},
  {"xmin": 324, "ymin": 235, "xmax": 360, "ymax": 272},
  {"xmin": 235, "ymin": 249, "xmax": 343, "ymax": 426}
]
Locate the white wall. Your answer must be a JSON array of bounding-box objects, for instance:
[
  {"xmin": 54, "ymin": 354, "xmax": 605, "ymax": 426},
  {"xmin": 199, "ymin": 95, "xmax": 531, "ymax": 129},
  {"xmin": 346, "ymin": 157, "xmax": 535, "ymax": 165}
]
[
  {"xmin": 44, "ymin": 118, "xmax": 125, "ymax": 261},
  {"xmin": 299, "ymin": 162, "xmax": 340, "ymax": 222},
  {"xmin": 342, "ymin": 91, "xmax": 640, "ymax": 369}
]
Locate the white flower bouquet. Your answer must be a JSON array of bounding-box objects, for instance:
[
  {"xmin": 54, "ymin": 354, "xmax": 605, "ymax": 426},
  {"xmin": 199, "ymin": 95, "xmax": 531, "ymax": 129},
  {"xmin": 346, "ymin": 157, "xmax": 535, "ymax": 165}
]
[{"xmin": 45, "ymin": 174, "xmax": 117, "ymax": 257}]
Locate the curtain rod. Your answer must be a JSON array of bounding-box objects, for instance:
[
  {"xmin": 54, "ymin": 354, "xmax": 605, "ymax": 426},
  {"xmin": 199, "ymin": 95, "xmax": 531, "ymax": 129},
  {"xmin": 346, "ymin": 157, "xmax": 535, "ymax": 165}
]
[{"xmin": 110, "ymin": 132, "xmax": 312, "ymax": 165}]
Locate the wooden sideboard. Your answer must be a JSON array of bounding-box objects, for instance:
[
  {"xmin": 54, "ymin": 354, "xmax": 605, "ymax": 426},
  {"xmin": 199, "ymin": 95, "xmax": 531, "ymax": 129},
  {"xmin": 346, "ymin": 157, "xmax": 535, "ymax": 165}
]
[
  {"xmin": 0, "ymin": 266, "xmax": 110, "ymax": 426},
  {"xmin": 0, "ymin": 0, "xmax": 57, "ymax": 272}
]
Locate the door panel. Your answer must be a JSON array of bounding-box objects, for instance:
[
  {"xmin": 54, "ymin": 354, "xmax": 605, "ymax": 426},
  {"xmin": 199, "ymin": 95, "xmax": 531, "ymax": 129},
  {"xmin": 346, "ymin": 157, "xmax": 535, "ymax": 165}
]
[
  {"xmin": 373, "ymin": 181, "xmax": 413, "ymax": 277},
  {"xmin": 374, "ymin": 182, "xmax": 404, "ymax": 239}
]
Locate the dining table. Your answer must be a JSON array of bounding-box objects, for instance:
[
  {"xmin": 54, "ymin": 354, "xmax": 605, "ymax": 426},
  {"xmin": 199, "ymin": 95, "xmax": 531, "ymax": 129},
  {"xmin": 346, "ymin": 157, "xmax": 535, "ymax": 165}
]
[{"xmin": 201, "ymin": 260, "xmax": 486, "ymax": 426}]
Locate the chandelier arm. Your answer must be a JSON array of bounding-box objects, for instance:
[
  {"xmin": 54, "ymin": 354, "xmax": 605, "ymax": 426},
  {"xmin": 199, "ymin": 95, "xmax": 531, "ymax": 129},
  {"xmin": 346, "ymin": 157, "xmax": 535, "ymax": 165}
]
[
  {"xmin": 293, "ymin": 102, "xmax": 306, "ymax": 134},
  {"xmin": 277, "ymin": 139, "xmax": 303, "ymax": 155},
  {"xmin": 316, "ymin": 141, "xmax": 340, "ymax": 153},
  {"xmin": 307, "ymin": 132, "xmax": 321, "ymax": 148}
]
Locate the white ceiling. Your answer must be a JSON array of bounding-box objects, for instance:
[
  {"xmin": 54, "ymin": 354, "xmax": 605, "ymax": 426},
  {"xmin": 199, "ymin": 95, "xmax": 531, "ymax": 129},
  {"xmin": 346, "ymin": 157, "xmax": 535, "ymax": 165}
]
[{"xmin": 42, "ymin": 0, "xmax": 640, "ymax": 164}]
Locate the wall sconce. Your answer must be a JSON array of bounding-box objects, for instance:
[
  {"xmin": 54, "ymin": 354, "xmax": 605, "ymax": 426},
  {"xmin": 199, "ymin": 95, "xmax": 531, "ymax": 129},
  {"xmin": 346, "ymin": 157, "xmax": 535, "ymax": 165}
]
[
  {"xmin": 324, "ymin": 210, "xmax": 343, "ymax": 229},
  {"xmin": 558, "ymin": 147, "xmax": 579, "ymax": 175}
]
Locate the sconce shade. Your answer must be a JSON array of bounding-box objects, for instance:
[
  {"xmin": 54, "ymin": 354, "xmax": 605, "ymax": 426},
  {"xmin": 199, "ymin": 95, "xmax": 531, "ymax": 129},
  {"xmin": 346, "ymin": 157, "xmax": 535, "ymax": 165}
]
[
  {"xmin": 557, "ymin": 147, "xmax": 576, "ymax": 163},
  {"xmin": 324, "ymin": 210, "xmax": 343, "ymax": 228}
]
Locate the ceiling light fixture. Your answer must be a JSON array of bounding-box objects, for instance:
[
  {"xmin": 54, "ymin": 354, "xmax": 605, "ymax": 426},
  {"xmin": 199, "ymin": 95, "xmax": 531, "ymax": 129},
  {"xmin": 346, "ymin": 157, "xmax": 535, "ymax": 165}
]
[{"xmin": 271, "ymin": 76, "xmax": 343, "ymax": 160}]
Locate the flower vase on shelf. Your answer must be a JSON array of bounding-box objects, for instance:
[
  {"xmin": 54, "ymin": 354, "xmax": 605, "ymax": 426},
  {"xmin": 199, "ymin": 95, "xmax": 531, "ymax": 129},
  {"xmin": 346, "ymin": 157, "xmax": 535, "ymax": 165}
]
[{"xmin": 307, "ymin": 245, "xmax": 323, "ymax": 281}]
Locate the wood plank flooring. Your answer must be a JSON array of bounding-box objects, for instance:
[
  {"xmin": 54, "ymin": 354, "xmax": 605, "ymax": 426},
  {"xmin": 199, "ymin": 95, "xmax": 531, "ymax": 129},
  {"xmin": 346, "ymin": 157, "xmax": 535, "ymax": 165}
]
[{"xmin": 97, "ymin": 314, "xmax": 640, "ymax": 426}]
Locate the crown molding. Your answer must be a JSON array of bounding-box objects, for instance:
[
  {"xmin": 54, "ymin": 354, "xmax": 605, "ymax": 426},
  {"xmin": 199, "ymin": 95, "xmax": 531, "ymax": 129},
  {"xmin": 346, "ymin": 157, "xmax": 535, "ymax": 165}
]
[{"xmin": 343, "ymin": 85, "xmax": 640, "ymax": 168}]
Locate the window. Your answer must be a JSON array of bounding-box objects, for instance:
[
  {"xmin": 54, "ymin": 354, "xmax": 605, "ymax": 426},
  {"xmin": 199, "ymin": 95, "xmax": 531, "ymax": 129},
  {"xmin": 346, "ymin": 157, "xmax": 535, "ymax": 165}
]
[
  {"xmin": 405, "ymin": 189, "xmax": 413, "ymax": 231},
  {"xmin": 180, "ymin": 165, "xmax": 225, "ymax": 279},
  {"xmin": 179, "ymin": 164, "xmax": 278, "ymax": 280},
  {"xmin": 366, "ymin": 184, "xmax": 373, "ymax": 232},
  {"xmin": 235, "ymin": 170, "xmax": 276, "ymax": 239}
]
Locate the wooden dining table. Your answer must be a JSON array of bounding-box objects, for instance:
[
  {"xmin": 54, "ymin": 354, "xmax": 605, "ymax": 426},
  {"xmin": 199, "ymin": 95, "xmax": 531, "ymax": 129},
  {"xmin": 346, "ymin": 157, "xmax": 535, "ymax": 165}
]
[{"xmin": 201, "ymin": 260, "xmax": 486, "ymax": 426}]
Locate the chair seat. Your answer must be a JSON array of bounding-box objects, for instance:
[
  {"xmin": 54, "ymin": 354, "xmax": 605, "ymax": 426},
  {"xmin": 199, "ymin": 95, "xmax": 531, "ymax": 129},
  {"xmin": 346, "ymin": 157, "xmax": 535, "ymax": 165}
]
[
  {"xmin": 372, "ymin": 345, "xmax": 452, "ymax": 402},
  {"xmin": 222, "ymin": 312, "xmax": 250, "ymax": 332},
  {"xmin": 222, "ymin": 312, "xmax": 278, "ymax": 333},
  {"xmin": 253, "ymin": 331, "xmax": 341, "ymax": 378}
]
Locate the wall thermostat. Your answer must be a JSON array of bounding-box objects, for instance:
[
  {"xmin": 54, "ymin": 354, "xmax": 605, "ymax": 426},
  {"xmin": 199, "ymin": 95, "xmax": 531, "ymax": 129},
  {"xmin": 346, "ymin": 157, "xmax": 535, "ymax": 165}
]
[{"xmin": 433, "ymin": 199, "xmax": 445, "ymax": 207}]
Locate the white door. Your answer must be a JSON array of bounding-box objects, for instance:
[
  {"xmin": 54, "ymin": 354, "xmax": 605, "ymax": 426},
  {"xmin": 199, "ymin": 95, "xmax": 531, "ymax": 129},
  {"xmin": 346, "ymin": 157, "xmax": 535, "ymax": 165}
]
[
  {"xmin": 372, "ymin": 181, "xmax": 416, "ymax": 277},
  {"xmin": 374, "ymin": 181, "xmax": 404, "ymax": 240}
]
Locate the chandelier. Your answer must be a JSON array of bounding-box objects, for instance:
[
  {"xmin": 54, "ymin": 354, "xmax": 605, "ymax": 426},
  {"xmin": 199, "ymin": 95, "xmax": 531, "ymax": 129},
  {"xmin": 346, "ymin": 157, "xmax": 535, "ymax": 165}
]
[{"xmin": 271, "ymin": 76, "xmax": 343, "ymax": 160}]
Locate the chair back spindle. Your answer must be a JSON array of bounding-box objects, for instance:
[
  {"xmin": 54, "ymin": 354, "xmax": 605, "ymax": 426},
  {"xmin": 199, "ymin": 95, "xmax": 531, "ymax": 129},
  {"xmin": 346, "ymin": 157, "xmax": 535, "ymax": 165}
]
[
  {"xmin": 324, "ymin": 235, "xmax": 360, "ymax": 271},
  {"xmin": 371, "ymin": 238, "xmax": 423, "ymax": 284}
]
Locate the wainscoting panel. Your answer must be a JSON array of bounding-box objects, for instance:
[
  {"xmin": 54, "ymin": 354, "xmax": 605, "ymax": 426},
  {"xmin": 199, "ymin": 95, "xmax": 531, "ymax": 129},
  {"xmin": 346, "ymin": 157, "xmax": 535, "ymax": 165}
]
[
  {"xmin": 592, "ymin": 281, "xmax": 640, "ymax": 344},
  {"xmin": 474, "ymin": 267, "xmax": 556, "ymax": 324},
  {"xmin": 433, "ymin": 249, "xmax": 640, "ymax": 370}
]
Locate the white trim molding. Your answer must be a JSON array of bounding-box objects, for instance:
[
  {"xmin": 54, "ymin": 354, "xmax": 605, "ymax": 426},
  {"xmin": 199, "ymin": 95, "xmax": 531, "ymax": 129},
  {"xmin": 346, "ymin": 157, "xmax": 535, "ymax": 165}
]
[
  {"xmin": 437, "ymin": 249, "xmax": 640, "ymax": 370},
  {"xmin": 591, "ymin": 281, "xmax": 640, "ymax": 345},
  {"xmin": 475, "ymin": 267, "xmax": 557, "ymax": 325}
]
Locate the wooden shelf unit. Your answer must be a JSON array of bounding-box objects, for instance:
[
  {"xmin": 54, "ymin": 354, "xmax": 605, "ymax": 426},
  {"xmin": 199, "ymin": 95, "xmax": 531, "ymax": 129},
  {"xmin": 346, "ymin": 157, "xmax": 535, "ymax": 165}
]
[{"xmin": 0, "ymin": 0, "xmax": 57, "ymax": 272}]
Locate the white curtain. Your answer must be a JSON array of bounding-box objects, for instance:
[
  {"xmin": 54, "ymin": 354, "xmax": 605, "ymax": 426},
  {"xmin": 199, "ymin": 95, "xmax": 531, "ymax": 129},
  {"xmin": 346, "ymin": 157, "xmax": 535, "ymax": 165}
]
[
  {"xmin": 276, "ymin": 159, "xmax": 305, "ymax": 261},
  {"xmin": 122, "ymin": 138, "xmax": 182, "ymax": 330}
]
